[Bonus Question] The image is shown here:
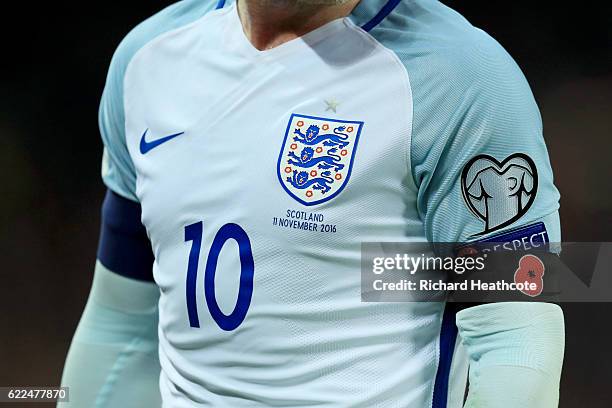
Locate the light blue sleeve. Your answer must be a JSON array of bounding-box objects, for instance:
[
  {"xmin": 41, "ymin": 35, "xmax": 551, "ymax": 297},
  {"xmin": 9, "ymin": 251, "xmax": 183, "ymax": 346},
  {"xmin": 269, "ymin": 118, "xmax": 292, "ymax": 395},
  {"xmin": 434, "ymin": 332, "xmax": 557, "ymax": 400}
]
[
  {"xmin": 456, "ymin": 302, "xmax": 564, "ymax": 407},
  {"xmin": 371, "ymin": 0, "xmax": 560, "ymax": 244},
  {"xmin": 99, "ymin": 0, "xmax": 217, "ymax": 202},
  {"xmin": 407, "ymin": 33, "xmax": 561, "ymax": 243},
  {"xmin": 371, "ymin": 5, "xmax": 564, "ymax": 406},
  {"xmin": 59, "ymin": 262, "xmax": 161, "ymax": 408}
]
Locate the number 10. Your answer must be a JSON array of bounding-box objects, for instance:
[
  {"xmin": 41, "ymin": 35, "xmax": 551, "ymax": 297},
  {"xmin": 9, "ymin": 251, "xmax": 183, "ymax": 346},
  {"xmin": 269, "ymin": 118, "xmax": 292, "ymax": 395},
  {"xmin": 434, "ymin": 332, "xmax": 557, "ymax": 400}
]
[{"xmin": 184, "ymin": 221, "xmax": 255, "ymax": 331}]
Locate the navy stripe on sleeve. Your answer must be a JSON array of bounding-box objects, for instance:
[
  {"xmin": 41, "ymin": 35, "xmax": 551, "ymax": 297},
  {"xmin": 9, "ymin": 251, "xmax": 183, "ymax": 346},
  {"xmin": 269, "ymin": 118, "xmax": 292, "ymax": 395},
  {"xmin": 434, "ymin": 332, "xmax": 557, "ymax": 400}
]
[
  {"xmin": 432, "ymin": 303, "xmax": 459, "ymax": 408},
  {"xmin": 97, "ymin": 189, "xmax": 155, "ymax": 282}
]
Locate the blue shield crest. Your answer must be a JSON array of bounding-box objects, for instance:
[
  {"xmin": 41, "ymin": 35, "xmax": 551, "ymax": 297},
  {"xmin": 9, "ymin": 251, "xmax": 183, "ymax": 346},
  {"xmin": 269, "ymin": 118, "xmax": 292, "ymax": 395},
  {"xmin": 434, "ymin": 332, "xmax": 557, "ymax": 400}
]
[{"xmin": 277, "ymin": 113, "xmax": 363, "ymax": 206}]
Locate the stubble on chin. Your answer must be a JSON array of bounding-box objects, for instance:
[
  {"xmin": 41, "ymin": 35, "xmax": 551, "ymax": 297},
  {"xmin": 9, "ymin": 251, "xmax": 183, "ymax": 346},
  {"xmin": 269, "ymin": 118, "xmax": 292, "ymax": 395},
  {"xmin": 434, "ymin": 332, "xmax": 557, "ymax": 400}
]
[{"xmin": 257, "ymin": 0, "xmax": 354, "ymax": 6}]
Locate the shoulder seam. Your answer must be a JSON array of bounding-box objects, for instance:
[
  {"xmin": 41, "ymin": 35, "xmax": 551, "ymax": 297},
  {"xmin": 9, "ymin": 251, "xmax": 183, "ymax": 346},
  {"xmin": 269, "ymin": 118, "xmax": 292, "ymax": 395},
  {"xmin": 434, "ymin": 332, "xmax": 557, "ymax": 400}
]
[{"xmin": 344, "ymin": 19, "xmax": 417, "ymax": 192}]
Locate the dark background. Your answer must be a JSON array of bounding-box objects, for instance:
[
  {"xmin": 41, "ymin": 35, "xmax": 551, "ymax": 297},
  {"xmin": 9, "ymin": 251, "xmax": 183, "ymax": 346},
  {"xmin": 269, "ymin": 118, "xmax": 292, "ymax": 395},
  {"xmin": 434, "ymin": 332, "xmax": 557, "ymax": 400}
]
[{"xmin": 1, "ymin": 1, "xmax": 610, "ymax": 406}]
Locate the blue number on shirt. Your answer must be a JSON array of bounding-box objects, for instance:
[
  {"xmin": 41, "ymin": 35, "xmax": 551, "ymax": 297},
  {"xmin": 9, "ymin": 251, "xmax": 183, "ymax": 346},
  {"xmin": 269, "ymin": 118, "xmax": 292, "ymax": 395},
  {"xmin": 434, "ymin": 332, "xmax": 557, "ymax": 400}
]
[
  {"xmin": 184, "ymin": 222, "xmax": 255, "ymax": 331},
  {"xmin": 185, "ymin": 222, "xmax": 203, "ymax": 328}
]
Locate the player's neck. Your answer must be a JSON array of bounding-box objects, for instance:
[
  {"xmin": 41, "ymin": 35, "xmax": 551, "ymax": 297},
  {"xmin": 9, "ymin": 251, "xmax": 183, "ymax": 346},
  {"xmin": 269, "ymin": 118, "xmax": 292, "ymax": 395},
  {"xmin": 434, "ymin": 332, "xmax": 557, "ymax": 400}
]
[{"xmin": 237, "ymin": 0, "xmax": 360, "ymax": 51}]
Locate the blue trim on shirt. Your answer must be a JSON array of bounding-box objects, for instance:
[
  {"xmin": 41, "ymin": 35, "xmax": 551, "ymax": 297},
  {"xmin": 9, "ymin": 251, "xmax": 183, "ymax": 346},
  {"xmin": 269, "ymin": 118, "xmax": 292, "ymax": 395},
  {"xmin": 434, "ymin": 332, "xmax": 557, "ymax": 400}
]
[
  {"xmin": 97, "ymin": 189, "xmax": 154, "ymax": 282},
  {"xmin": 432, "ymin": 304, "xmax": 459, "ymax": 408},
  {"xmin": 216, "ymin": 0, "xmax": 226, "ymax": 9},
  {"xmin": 361, "ymin": 0, "xmax": 401, "ymax": 32}
]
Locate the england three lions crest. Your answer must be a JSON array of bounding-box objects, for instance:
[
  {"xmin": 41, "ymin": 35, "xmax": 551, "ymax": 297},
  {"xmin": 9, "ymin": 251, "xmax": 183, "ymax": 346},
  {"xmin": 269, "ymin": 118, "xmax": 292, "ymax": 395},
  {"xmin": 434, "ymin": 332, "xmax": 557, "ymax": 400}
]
[{"xmin": 277, "ymin": 114, "xmax": 363, "ymax": 206}]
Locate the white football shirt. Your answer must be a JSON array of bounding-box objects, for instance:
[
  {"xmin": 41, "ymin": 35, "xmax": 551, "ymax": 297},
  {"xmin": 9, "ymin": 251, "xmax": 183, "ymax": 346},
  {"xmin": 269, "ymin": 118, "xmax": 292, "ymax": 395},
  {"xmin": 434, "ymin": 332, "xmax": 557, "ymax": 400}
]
[{"xmin": 99, "ymin": 0, "xmax": 561, "ymax": 406}]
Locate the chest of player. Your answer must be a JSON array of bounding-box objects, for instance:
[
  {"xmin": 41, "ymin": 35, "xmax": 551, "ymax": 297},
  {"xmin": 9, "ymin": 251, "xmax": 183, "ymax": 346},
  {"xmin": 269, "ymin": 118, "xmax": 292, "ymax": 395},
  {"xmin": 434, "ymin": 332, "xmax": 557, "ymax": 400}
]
[{"xmin": 122, "ymin": 19, "xmax": 418, "ymax": 253}]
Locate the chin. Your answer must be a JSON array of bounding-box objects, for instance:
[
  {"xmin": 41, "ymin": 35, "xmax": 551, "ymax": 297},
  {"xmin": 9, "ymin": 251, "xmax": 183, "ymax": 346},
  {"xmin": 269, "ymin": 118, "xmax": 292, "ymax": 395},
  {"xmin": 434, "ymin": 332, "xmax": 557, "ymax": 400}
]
[{"xmin": 262, "ymin": 0, "xmax": 353, "ymax": 6}]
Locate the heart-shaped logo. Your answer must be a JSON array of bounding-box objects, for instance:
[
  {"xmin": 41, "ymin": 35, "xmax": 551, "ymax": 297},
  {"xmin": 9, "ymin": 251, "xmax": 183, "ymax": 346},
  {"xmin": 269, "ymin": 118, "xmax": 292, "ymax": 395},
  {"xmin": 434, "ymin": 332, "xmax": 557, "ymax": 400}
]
[{"xmin": 461, "ymin": 153, "xmax": 538, "ymax": 236}]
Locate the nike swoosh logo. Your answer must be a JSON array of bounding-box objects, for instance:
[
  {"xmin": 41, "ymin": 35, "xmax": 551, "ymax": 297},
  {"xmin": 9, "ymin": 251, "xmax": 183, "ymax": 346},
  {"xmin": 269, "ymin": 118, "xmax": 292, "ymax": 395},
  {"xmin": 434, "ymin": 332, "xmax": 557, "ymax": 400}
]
[{"xmin": 139, "ymin": 129, "xmax": 185, "ymax": 154}]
